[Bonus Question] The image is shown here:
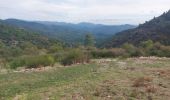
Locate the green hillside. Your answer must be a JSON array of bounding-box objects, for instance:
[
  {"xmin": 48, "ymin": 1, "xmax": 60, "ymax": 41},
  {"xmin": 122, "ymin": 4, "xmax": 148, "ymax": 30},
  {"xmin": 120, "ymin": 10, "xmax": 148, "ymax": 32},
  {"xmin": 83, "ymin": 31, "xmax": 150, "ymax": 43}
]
[
  {"xmin": 106, "ymin": 10, "xmax": 170, "ymax": 47},
  {"xmin": 0, "ymin": 20, "xmax": 63, "ymax": 59}
]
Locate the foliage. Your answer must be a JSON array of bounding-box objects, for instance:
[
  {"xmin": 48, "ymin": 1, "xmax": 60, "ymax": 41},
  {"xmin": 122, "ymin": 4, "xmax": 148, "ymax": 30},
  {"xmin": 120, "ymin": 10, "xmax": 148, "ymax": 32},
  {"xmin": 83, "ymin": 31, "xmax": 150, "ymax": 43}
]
[
  {"xmin": 91, "ymin": 48, "xmax": 126, "ymax": 58},
  {"xmin": 9, "ymin": 58, "xmax": 26, "ymax": 69},
  {"xmin": 48, "ymin": 44, "xmax": 63, "ymax": 53},
  {"xmin": 84, "ymin": 33, "xmax": 95, "ymax": 47},
  {"xmin": 106, "ymin": 10, "xmax": 170, "ymax": 47},
  {"xmin": 92, "ymin": 40, "xmax": 170, "ymax": 58},
  {"xmin": 140, "ymin": 40, "xmax": 154, "ymax": 49},
  {"xmin": 0, "ymin": 40, "xmax": 5, "ymax": 48},
  {"xmin": 9, "ymin": 55, "xmax": 55, "ymax": 69},
  {"xmin": 25, "ymin": 55, "xmax": 55, "ymax": 68},
  {"xmin": 0, "ymin": 46, "xmax": 23, "ymax": 59},
  {"xmin": 0, "ymin": 21, "xmax": 64, "ymax": 62},
  {"xmin": 122, "ymin": 43, "xmax": 137, "ymax": 57},
  {"xmin": 150, "ymin": 42, "xmax": 170, "ymax": 57},
  {"xmin": 61, "ymin": 49, "xmax": 89, "ymax": 66}
]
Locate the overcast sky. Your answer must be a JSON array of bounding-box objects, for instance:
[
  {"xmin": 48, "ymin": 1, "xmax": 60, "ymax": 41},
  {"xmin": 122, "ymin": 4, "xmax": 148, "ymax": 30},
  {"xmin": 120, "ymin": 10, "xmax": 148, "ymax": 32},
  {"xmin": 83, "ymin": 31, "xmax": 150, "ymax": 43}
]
[{"xmin": 0, "ymin": 0, "xmax": 170, "ymax": 25}]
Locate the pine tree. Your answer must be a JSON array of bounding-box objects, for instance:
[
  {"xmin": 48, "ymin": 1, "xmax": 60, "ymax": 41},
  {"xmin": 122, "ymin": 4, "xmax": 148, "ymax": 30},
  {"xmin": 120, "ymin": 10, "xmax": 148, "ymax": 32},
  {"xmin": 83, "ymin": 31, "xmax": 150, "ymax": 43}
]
[{"xmin": 84, "ymin": 33, "xmax": 95, "ymax": 47}]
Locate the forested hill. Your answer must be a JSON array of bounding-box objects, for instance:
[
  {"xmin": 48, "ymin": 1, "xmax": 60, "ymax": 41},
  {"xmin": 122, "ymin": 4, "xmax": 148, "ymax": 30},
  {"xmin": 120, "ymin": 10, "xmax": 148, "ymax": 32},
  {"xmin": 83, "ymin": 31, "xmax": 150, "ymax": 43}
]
[
  {"xmin": 2, "ymin": 19, "xmax": 136, "ymax": 46},
  {"xmin": 105, "ymin": 10, "xmax": 170, "ymax": 47},
  {"xmin": 0, "ymin": 20, "xmax": 62, "ymax": 49}
]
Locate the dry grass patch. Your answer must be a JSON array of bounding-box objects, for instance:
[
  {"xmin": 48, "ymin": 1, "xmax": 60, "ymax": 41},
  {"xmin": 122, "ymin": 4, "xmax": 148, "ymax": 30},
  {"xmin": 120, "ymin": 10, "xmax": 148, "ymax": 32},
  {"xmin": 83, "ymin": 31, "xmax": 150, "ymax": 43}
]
[
  {"xmin": 71, "ymin": 93, "xmax": 85, "ymax": 100},
  {"xmin": 145, "ymin": 85, "xmax": 157, "ymax": 93},
  {"xmin": 132, "ymin": 76, "xmax": 153, "ymax": 87},
  {"xmin": 155, "ymin": 69, "xmax": 170, "ymax": 78},
  {"xmin": 93, "ymin": 80, "xmax": 116, "ymax": 98}
]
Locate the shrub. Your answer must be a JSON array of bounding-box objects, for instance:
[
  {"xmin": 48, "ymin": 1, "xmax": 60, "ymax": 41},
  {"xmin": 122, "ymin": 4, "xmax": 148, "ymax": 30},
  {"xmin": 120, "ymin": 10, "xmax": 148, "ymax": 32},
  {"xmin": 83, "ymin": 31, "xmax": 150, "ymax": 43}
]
[
  {"xmin": 122, "ymin": 43, "xmax": 138, "ymax": 57},
  {"xmin": 91, "ymin": 49, "xmax": 109, "ymax": 58},
  {"xmin": 53, "ymin": 51, "xmax": 66, "ymax": 62},
  {"xmin": 48, "ymin": 44, "xmax": 63, "ymax": 53},
  {"xmin": 150, "ymin": 42, "xmax": 170, "ymax": 57},
  {"xmin": 9, "ymin": 55, "xmax": 55, "ymax": 69},
  {"xmin": 91, "ymin": 48, "xmax": 126, "ymax": 58},
  {"xmin": 140, "ymin": 40, "xmax": 154, "ymax": 50},
  {"xmin": 110, "ymin": 48, "xmax": 127, "ymax": 57},
  {"xmin": 9, "ymin": 58, "xmax": 25, "ymax": 69},
  {"xmin": 61, "ymin": 49, "xmax": 89, "ymax": 66},
  {"xmin": 25, "ymin": 55, "xmax": 55, "ymax": 68}
]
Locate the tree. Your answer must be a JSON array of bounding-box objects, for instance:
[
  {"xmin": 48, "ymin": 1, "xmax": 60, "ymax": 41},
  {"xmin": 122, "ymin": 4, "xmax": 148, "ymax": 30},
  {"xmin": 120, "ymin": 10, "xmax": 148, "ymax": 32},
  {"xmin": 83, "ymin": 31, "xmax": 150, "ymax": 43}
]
[
  {"xmin": 48, "ymin": 44, "xmax": 63, "ymax": 53},
  {"xmin": 140, "ymin": 40, "xmax": 153, "ymax": 50},
  {"xmin": 61, "ymin": 48, "xmax": 89, "ymax": 66},
  {"xmin": 140, "ymin": 40, "xmax": 154, "ymax": 56},
  {"xmin": 0, "ymin": 40, "xmax": 4, "ymax": 49},
  {"xmin": 20, "ymin": 42, "xmax": 39, "ymax": 55},
  {"xmin": 84, "ymin": 33, "xmax": 95, "ymax": 47}
]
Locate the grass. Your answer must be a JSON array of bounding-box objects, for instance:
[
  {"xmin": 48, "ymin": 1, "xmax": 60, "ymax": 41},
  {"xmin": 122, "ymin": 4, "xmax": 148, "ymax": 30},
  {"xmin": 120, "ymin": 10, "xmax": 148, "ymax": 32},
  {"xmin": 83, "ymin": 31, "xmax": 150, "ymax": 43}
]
[{"xmin": 0, "ymin": 57, "xmax": 170, "ymax": 100}]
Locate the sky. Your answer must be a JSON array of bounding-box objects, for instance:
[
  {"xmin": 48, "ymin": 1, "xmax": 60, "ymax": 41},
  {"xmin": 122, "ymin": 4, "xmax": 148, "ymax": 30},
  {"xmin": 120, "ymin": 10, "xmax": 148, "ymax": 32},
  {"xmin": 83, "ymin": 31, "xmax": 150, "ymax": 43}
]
[{"xmin": 0, "ymin": 0, "xmax": 170, "ymax": 25}]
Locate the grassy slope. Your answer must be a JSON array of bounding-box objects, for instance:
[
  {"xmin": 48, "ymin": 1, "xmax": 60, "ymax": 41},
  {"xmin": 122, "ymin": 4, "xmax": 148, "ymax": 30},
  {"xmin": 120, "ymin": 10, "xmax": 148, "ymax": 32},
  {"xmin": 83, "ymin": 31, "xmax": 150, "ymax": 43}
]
[{"xmin": 0, "ymin": 58, "xmax": 170, "ymax": 100}]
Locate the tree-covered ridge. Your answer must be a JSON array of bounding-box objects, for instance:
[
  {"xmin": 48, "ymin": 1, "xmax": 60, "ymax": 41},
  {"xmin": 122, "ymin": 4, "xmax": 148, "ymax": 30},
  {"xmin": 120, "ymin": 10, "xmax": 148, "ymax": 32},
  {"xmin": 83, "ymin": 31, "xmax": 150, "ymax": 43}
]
[
  {"xmin": 0, "ymin": 21, "xmax": 62, "ymax": 48},
  {"xmin": 106, "ymin": 10, "xmax": 170, "ymax": 47},
  {"xmin": 0, "ymin": 20, "xmax": 64, "ymax": 61}
]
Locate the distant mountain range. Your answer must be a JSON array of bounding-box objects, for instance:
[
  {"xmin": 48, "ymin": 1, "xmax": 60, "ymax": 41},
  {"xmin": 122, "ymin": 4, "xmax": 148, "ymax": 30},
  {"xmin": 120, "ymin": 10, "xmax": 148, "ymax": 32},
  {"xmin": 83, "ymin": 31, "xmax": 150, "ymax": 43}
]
[
  {"xmin": 106, "ymin": 10, "xmax": 170, "ymax": 47},
  {"xmin": 0, "ymin": 20, "xmax": 61, "ymax": 48},
  {"xmin": 2, "ymin": 19, "xmax": 136, "ymax": 46},
  {"xmin": 2, "ymin": 10, "xmax": 170, "ymax": 48}
]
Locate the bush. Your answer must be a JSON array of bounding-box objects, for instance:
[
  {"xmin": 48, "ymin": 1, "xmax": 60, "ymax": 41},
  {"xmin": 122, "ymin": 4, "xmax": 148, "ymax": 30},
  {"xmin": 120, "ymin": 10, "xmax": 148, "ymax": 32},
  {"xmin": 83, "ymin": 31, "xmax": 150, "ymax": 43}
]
[
  {"xmin": 9, "ymin": 55, "xmax": 55, "ymax": 69},
  {"xmin": 91, "ymin": 49, "xmax": 109, "ymax": 58},
  {"xmin": 91, "ymin": 48, "xmax": 126, "ymax": 58},
  {"xmin": 122, "ymin": 43, "xmax": 138, "ymax": 57},
  {"xmin": 53, "ymin": 51, "xmax": 66, "ymax": 62},
  {"xmin": 150, "ymin": 42, "xmax": 170, "ymax": 57},
  {"xmin": 110, "ymin": 48, "xmax": 127, "ymax": 57},
  {"xmin": 9, "ymin": 58, "xmax": 25, "ymax": 69},
  {"xmin": 61, "ymin": 49, "xmax": 89, "ymax": 66},
  {"xmin": 25, "ymin": 55, "xmax": 55, "ymax": 68}
]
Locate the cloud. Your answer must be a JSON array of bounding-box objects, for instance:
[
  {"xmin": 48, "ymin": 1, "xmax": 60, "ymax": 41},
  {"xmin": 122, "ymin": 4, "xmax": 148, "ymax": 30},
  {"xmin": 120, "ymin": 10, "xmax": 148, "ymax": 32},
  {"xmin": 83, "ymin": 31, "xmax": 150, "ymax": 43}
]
[{"xmin": 0, "ymin": 0, "xmax": 170, "ymax": 24}]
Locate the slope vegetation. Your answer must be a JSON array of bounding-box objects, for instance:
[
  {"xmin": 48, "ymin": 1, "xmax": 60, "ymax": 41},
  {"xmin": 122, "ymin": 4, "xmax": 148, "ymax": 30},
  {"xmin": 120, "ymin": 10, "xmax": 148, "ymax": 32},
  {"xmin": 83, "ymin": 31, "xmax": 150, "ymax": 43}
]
[{"xmin": 106, "ymin": 10, "xmax": 170, "ymax": 47}]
